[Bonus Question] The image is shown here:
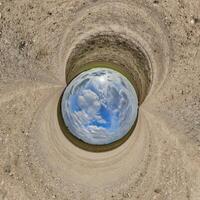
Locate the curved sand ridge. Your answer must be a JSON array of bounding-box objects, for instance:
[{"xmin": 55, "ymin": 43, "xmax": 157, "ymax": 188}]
[{"xmin": 0, "ymin": 0, "xmax": 200, "ymax": 199}]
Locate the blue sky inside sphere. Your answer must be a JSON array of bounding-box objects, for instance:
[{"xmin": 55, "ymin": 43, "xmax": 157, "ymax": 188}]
[{"xmin": 61, "ymin": 68, "xmax": 138, "ymax": 145}]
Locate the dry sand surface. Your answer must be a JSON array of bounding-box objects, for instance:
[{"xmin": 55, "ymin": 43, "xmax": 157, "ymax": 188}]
[{"xmin": 0, "ymin": 0, "xmax": 200, "ymax": 199}]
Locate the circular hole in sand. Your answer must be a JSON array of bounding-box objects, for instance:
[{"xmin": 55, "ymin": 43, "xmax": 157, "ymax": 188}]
[{"xmin": 58, "ymin": 33, "xmax": 152, "ymax": 152}]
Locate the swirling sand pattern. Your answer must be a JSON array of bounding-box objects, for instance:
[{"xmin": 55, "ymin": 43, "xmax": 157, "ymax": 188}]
[{"xmin": 0, "ymin": 0, "xmax": 200, "ymax": 200}]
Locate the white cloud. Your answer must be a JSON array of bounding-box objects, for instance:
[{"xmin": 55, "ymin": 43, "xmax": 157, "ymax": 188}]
[{"xmin": 61, "ymin": 68, "xmax": 139, "ymax": 145}]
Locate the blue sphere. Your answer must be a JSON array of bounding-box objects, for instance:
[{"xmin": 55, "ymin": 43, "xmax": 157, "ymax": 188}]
[{"xmin": 61, "ymin": 68, "xmax": 138, "ymax": 145}]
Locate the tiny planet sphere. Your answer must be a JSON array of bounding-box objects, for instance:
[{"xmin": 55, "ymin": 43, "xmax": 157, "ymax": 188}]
[{"xmin": 61, "ymin": 68, "xmax": 138, "ymax": 145}]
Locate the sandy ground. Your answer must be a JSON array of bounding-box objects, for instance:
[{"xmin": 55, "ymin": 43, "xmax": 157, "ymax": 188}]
[{"xmin": 0, "ymin": 0, "xmax": 200, "ymax": 200}]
